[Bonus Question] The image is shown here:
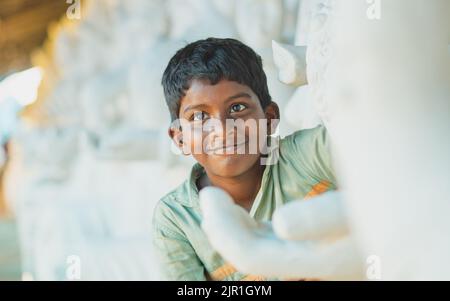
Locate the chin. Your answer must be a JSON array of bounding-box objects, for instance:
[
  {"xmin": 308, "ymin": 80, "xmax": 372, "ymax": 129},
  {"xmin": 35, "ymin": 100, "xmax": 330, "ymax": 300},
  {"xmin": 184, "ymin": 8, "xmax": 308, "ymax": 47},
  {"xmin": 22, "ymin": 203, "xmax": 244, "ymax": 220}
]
[{"xmin": 208, "ymin": 154, "xmax": 260, "ymax": 178}]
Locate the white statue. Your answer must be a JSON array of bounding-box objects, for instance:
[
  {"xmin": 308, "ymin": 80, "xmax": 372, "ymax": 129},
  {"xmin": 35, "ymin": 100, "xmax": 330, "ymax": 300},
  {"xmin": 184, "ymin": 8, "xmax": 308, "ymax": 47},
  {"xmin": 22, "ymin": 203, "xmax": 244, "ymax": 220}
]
[
  {"xmin": 167, "ymin": 0, "xmax": 237, "ymax": 42},
  {"xmin": 200, "ymin": 187, "xmax": 363, "ymax": 279},
  {"xmin": 5, "ymin": 0, "xmax": 188, "ymax": 280},
  {"xmin": 272, "ymin": 40, "xmax": 321, "ymax": 130},
  {"xmin": 283, "ymin": 85, "xmax": 322, "ymax": 130},
  {"xmin": 272, "ymin": 41, "xmax": 307, "ymax": 86},
  {"xmin": 235, "ymin": 0, "xmax": 284, "ymax": 50},
  {"xmin": 199, "ymin": 0, "xmax": 450, "ymax": 280},
  {"xmin": 0, "ymin": 147, "xmax": 5, "ymax": 171},
  {"xmin": 325, "ymin": 0, "xmax": 450, "ymax": 280},
  {"xmin": 261, "ymin": 52, "xmax": 298, "ymax": 136},
  {"xmin": 281, "ymin": 0, "xmax": 301, "ymax": 44},
  {"xmin": 127, "ymin": 40, "xmax": 184, "ymax": 131}
]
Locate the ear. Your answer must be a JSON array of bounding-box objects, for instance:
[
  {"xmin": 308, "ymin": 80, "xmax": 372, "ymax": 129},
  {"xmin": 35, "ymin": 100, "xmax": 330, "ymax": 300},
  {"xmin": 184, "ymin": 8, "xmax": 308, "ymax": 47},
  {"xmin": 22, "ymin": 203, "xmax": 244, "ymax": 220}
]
[
  {"xmin": 265, "ymin": 102, "xmax": 280, "ymax": 135},
  {"xmin": 168, "ymin": 125, "xmax": 190, "ymax": 155}
]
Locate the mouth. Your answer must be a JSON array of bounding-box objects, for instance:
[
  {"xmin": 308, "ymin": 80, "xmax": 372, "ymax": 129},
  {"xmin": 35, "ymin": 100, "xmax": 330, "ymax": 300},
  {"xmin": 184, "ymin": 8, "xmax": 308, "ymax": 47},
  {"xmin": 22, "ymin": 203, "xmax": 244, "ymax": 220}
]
[{"xmin": 206, "ymin": 141, "xmax": 248, "ymax": 155}]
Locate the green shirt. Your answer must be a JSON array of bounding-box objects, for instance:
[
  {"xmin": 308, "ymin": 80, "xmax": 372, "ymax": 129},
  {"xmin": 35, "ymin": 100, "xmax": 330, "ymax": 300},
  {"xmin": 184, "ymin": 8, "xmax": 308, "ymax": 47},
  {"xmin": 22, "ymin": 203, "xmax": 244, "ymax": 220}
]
[{"xmin": 152, "ymin": 125, "xmax": 336, "ymax": 281}]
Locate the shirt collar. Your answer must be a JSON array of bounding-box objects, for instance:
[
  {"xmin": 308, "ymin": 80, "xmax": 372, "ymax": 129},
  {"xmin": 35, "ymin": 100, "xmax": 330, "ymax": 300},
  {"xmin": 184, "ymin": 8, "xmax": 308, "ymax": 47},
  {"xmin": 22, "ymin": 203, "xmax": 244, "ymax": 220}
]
[{"xmin": 176, "ymin": 162, "xmax": 204, "ymax": 208}]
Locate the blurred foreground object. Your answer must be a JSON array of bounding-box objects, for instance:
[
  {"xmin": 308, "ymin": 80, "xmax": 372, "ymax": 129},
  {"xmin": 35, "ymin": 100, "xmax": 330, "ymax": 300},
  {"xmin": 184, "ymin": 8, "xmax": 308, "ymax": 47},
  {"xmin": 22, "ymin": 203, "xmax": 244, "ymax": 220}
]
[{"xmin": 200, "ymin": 187, "xmax": 362, "ymax": 279}]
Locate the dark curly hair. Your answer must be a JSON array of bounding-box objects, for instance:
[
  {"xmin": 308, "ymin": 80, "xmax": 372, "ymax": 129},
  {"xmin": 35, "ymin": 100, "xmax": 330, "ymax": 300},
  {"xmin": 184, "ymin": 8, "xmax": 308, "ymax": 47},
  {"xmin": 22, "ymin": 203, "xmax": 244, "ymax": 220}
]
[{"xmin": 161, "ymin": 37, "xmax": 272, "ymax": 121}]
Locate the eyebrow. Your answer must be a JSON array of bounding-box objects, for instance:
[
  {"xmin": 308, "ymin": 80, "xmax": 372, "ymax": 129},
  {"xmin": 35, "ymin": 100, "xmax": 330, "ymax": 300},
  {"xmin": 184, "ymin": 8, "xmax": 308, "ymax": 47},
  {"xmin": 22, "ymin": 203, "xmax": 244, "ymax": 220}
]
[
  {"xmin": 224, "ymin": 92, "xmax": 252, "ymax": 103},
  {"xmin": 183, "ymin": 92, "xmax": 252, "ymax": 114}
]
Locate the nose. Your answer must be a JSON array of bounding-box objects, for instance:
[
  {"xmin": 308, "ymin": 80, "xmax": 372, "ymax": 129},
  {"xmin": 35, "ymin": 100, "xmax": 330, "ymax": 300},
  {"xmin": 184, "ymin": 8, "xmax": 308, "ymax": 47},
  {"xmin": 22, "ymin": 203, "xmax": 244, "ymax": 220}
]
[{"xmin": 204, "ymin": 114, "xmax": 237, "ymax": 146}]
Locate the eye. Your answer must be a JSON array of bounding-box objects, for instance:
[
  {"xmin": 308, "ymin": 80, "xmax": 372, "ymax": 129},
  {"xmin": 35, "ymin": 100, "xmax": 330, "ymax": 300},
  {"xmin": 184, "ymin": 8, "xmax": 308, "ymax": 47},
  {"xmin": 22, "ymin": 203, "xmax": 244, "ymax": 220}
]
[
  {"xmin": 230, "ymin": 103, "xmax": 247, "ymax": 113},
  {"xmin": 192, "ymin": 111, "xmax": 208, "ymax": 121}
]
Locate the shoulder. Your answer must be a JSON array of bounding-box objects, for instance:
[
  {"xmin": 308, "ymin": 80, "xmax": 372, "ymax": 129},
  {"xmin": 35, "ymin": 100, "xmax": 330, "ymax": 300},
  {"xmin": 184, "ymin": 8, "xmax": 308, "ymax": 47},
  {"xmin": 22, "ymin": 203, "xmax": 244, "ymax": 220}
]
[
  {"xmin": 278, "ymin": 125, "xmax": 328, "ymax": 163},
  {"xmin": 282, "ymin": 125, "xmax": 336, "ymax": 186},
  {"xmin": 282, "ymin": 125, "xmax": 327, "ymax": 153}
]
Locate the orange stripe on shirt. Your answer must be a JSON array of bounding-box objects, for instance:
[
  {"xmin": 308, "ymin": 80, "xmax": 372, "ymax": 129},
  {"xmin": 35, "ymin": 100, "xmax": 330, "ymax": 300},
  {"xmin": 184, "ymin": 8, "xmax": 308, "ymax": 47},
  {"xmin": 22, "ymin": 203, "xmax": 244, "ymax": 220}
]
[
  {"xmin": 304, "ymin": 180, "xmax": 331, "ymax": 199},
  {"xmin": 240, "ymin": 275, "xmax": 266, "ymax": 281},
  {"xmin": 210, "ymin": 263, "xmax": 238, "ymax": 280},
  {"xmin": 210, "ymin": 263, "xmax": 266, "ymax": 281}
]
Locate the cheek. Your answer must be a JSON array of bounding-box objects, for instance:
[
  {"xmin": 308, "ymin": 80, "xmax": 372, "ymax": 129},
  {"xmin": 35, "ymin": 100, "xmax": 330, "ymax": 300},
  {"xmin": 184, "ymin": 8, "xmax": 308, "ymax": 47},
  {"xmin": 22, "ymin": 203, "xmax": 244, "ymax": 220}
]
[
  {"xmin": 244, "ymin": 118, "xmax": 268, "ymax": 152},
  {"xmin": 182, "ymin": 127, "xmax": 207, "ymax": 153}
]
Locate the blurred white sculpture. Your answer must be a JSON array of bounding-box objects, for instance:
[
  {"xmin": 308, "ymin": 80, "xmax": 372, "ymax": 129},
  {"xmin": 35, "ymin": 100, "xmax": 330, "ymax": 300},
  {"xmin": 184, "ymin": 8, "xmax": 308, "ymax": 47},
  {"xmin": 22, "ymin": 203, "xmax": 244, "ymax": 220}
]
[
  {"xmin": 295, "ymin": 0, "xmax": 321, "ymax": 45},
  {"xmin": 235, "ymin": 0, "xmax": 284, "ymax": 50},
  {"xmin": 0, "ymin": 147, "xmax": 5, "ymax": 170},
  {"xmin": 112, "ymin": 0, "xmax": 169, "ymax": 57},
  {"xmin": 73, "ymin": 0, "xmax": 174, "ymax": 161},
  {"xmin": 4, "ymin": 0, "xmax": 189, "ymax": 280},
  {"xmin": 9, "ymin": 125, "xmax": 79, "ymax": 185},
  {"xmin": 212, "ymin": 0, "xmax": 237, "ymax": 20},
  {"xmin": 128, "ymin": 40, "xmax": 185, "ymax": 130},
  {"xmin": 200, "ymin": 0, "xmax": 450, "ymax": 280},
  {"xmin": 326, "ymin": 0, "xmax": 450, "ymax": 280},
  {"xmin": 6, "ymin": 132, "xmax": 169, "ymax": 280},
  {"xmin": 283, "ymin": 85, "xmax": 322, "ymax": 130},
  {"xmin": 281, "ymin": 0, "xmax": 301, "ymax": 43},
  {"xmin": 261, "ymin": 53, "xmax": 297, "ymax": 136},
  {"xmin": 272, "ymin": 40, "xmax": 321, "ymax": 130},
  {"xmin": 167, "ymin": 0, "xmax": 237, "ymax": 41},
  {"xmin": 272, "ymin": 41, "xmax": 307, "ymax": 86}
]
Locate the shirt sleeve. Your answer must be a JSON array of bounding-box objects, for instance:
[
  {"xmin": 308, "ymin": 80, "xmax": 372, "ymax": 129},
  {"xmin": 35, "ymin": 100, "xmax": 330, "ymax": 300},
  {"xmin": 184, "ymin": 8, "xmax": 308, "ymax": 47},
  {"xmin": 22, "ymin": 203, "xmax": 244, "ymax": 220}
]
[
  {"xmin": 285, "ymin": 125, "xmax": 337, "ymax": 187},
  {"xmin": 152, "ymin": 202, "xmax": 207, "ymax": 281}
]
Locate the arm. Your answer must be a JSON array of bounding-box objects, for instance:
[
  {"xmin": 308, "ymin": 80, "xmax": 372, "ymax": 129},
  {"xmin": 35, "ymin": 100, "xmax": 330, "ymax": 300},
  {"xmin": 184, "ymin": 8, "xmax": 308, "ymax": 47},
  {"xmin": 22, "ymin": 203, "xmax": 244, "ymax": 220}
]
[{"xmin": 153, "ymin": 204, "xmax": 206, "ymax": 281}]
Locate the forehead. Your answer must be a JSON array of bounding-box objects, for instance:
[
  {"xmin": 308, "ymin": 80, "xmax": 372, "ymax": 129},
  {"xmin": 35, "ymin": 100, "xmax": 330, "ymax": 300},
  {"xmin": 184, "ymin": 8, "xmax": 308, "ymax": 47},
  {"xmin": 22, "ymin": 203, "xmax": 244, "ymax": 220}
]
[{"xmin": 180, "ymin": 79, "xmax": 257, "ymax": 109}]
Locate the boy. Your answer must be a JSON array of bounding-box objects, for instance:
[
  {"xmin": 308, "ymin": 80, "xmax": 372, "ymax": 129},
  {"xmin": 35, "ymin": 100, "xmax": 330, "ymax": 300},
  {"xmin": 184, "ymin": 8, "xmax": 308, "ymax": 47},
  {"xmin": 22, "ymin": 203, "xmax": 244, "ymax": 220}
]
[{"xmin": 153, "ymin": 38, "xmax": 336, "ymax": 281}]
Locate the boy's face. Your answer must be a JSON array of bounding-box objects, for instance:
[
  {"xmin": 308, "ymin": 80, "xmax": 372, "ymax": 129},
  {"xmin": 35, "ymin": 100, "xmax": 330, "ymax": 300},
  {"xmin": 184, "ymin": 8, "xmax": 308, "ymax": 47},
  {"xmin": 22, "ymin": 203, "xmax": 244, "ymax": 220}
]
[{"xmin": 169, "ymin": 79, "xmax": 279, "ymax": 178}]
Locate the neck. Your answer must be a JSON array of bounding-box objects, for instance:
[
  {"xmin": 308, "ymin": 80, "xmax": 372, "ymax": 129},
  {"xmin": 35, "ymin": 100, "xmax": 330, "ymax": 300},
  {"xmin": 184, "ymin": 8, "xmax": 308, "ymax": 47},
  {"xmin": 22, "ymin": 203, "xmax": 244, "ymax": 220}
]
[{"xmin": 200, "ymin": 162, "xmax": 265, "ymax": 212}]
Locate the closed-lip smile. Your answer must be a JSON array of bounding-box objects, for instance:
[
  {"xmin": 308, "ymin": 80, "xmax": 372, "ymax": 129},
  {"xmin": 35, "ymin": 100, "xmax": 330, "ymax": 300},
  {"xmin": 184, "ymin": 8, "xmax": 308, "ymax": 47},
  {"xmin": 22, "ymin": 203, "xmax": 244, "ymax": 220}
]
[{"xmin": 206, "ymin": 140, "xmax": 248, "ymax": 154}]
